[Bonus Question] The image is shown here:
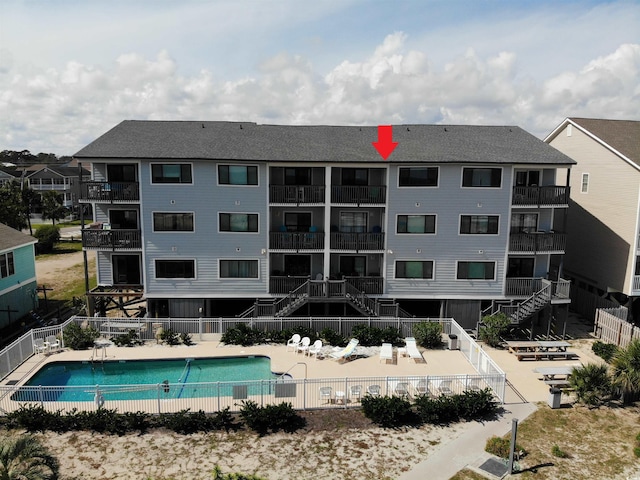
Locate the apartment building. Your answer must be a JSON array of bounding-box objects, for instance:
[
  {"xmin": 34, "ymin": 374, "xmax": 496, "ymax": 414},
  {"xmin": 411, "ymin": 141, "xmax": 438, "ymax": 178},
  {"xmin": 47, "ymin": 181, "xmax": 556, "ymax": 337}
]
[
  {"xmin": 74, "ymin": 121, "xmax": 574, "ymax": 329},
  {"xmin": 546, "ymin": 118, "xmax": 640, "ymax": 319}
]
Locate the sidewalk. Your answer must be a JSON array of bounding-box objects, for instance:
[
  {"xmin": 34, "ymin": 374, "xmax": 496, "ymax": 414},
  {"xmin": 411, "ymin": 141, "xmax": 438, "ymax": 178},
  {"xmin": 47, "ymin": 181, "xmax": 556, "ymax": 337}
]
[{"xmin": 399, "ymin": 385, "xmax": 538, "ymax": 480}]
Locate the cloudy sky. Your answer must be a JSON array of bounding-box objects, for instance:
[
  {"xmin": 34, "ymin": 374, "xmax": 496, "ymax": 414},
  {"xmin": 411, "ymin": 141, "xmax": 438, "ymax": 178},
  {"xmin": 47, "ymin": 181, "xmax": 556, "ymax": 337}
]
[{"xmin": 1, "ymin": 0, "xmax": 639, "ymax": 156}]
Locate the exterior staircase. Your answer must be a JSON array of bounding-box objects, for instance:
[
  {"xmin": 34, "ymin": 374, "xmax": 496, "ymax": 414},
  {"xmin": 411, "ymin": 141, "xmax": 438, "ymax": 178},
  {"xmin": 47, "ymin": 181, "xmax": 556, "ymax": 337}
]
[
  {"xmin": 238, "ymin": 279, "xmax": 413, "ymax": 318},
  {"xmin": 484, "ymin": 278, "xmax": 571, "ymax": 325}
]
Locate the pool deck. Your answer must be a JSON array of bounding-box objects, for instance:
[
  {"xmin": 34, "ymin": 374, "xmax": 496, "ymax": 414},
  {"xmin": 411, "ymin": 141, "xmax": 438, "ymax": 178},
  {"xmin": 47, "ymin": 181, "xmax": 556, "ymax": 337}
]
[{"xmin": 2, "ymin": 337, "xmax": 599, "ymax": 404}]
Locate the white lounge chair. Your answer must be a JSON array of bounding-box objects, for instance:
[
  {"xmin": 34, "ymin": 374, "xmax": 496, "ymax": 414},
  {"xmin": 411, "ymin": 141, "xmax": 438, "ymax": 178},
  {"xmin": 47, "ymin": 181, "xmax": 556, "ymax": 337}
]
[
  {"xmin": 379, "ymin": 343, "xmax": 393, "ymax": 363},
  {"xmin": 438, "ymin": 379, "xmax": 453, "ymax": 395},
  {"xmin": 405, "ymin": 337, "xmax": 424, "ymax": 363},
  {"xmin": 33, "ymin": 338, "xmax": 47, "ymax": 355},
  {"xmin": 394, "ymin": 382, "xmax": 411, "ymax": 398},
  {"xmin": 45, "ymin": 335, "xmax": 61, "ymax": 353},
  {"xmin": 286, "ymin": 333, "xmax": 301, "ymax": 352},
  {"xmin": 297, "ymin": 336, "xmax": 311, "ymax": 355},
  {"xmin": 307, "ymin": 339, "xmax": 323, "ymax": 359},
  {"xmin": 329, "ymin": 338, "xmax": 359, "ymax": 363},
  {"xmin": 415, "ymin": 378, "xmax": 430, "ymax": 396},
  {"xmin": 367, "ymin": 384, "xmax": 381, "ymax": 397}
]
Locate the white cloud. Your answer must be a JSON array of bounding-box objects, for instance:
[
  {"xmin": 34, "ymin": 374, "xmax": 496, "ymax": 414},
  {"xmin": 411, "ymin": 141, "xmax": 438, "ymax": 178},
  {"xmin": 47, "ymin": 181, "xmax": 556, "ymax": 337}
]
[{"xmin": 0, "ymin": 32, "xmax": 639, "ymax": 154}]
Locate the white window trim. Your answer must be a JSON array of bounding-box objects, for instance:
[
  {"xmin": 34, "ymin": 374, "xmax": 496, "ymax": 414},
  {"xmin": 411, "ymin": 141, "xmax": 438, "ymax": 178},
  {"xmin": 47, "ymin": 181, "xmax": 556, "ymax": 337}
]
[
  {"xmin": 152, "ymin": 211, "xmax": 196, "ymax": 233},
  {"xmin": 154, "ymin": 258, "xmax": 197, "ymax": 280},
  {"xmin": 458, "ymin": 214, "xmax": 500, "ymax": 236},
  {"xmin": 397, "ymin": 166, "xmax": 440, "ymax": 188},
  {"xmin": 581, "ymin": 173, "xmax": 589, "ymax": 194},
  {"xmin": 460, "ymin": 166, "xmax": 503, "ymax": 189},
  {"xmin": 149, "ymin": 162, "xmax": 194, "ymax": 185},
  {"xmin": 218, "ymin": 258, "xmax": 261, "ymax": 280},
  {"xmin": 218, "ymin": 212, "xmax": 260, "ymax": 234},
  {"xmin": 455, "ymin": 260, "xmax": 497, "ymax": 281},
  {"xmin": 394, "ymin": 259, "xmax": 435, "ymax": 280},
  {"xmin": 217, "ymin": 164, "xmax": 260, "ymax": 187},
  {"xmin": 395, "ymin": 213, "xmax": 437, "ymax": 235}
]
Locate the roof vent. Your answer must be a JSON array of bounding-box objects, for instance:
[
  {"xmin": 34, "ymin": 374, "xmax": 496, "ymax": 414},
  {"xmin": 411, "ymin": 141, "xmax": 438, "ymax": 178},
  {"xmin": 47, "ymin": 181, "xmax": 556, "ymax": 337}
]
[
  {"xmin": 201, "ymin": 123, "xmax": 205, "ymax": 128},
  {"xmin": 240, "ymin": 124, "xmax": 243, "ymax": 129},
  {"xmin": 444, "ymin": 127, "xmax": 448, "ymax": 132}
]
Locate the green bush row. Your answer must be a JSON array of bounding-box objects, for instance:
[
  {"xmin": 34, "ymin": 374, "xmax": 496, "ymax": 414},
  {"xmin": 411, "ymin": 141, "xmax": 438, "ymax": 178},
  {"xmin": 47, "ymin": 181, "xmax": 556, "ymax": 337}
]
[
  {"xmin": 1, "ymin": 402, "xmax": 305, "ymax": 436},
  {"xmin": 592, "ymin": 341, "xmax": 618, "ymax": 362},
  {"xmin": 360, "ymin": 388, "xmax": 498, "ymax": 428}
]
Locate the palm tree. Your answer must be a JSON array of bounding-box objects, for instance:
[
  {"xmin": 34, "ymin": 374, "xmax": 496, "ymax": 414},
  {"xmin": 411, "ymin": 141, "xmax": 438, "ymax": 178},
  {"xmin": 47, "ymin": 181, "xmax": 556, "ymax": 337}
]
[
  {"xmin": 0, "ymin": 434, "xmax": 59, "ymax": 480},
  {"xmin": 569, "ymin": 363, "xmax": 612, "ymax": 407},
  {"xmin": 610, "ymin": 339, "xmax": 640, "ymax": 404}
]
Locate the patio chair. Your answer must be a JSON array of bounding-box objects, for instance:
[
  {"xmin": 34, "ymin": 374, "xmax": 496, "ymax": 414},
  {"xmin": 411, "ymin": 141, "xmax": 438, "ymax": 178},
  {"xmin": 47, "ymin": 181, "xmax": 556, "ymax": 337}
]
[
  {"xmin": 329, "ymin": 338, "xmax": 359, "ymax": 363},
  {"xmin": 379, "ymin": 343, "xmax": 393, "ymax": 363},
  {"xmin": 367, "ymin": 384, "xmax": 381, "ymax": 397},
  {"xmin": 415, "ymin": 378, "xmax": 430, "ymax": 396},
  {"xmin": 466, "ymin": 378, "xmax": 483, "ymax": 392},
  {"xmin": 33, "ymin": 338, "xmax": 47, "ymax": 355},
  {"xmin": 394, "ymin": 382, "xmax": 411, "ymax": 398},
  {"xmin": 45, "ymin": 335, "xmax": 61, "ymax": 353},
  {"xmin": 438, "ymin": 379, "xmax": 453, "ymax": 395},
  {"xmin": 286, "ymin": 334, "xmax": 301, "ymax": 352},
  {"xmin": 349, "ymin": 385, "xmax": 363, "ymax": 402},
  {"xmin": 405, "ymin": 337, "xmax": 424, "ymax": 363},
  {"xmin": 319, "ymin": 386, "xmax": 333, "ymax": 404},
  {"xmin": 307, "ymin": 339, "xmax": 323, "ymax": 359},
  {"xmin": 297, "ymin": 336, "xmax": 311, "ymax": 355}
]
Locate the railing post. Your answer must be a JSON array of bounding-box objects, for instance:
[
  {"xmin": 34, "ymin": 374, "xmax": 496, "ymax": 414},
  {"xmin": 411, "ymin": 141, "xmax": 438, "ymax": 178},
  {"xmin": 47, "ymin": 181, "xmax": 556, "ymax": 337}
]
[{"xmin": 157, "ymin": 383, "xmax": 162, "ymax": 414}]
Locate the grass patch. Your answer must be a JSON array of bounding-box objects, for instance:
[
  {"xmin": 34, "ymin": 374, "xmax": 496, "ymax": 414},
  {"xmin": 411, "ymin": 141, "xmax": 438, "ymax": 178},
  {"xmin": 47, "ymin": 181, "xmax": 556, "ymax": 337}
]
[{"xmin": 36, "ymin": 240, "xmax": 83, "ymax": 259}]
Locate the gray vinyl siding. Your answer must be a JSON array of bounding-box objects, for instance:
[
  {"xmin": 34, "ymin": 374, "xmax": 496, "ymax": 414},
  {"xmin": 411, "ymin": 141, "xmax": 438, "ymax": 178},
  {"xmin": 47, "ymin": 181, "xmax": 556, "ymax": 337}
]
[
  {"xmin": 550, "ymin": 125, "xmax": 640, "ymax": 294},
  {"xmin": 141, "ymin": 160, "xmax": 269, "ymax": 297},
  {"xmin": 96, "ymin": 251, "xmax": 112, "ymax": 285},
  {"xmin": 384, "ymin": 164, "xmax": 511, "ymax": 298}
]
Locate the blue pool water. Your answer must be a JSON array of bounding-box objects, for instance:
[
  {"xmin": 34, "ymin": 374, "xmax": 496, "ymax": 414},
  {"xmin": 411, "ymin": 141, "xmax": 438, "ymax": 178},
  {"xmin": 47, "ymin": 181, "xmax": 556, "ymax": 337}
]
[{"xmin": 14, "ymin": 356, "xmax": 282, "ymax": 402}]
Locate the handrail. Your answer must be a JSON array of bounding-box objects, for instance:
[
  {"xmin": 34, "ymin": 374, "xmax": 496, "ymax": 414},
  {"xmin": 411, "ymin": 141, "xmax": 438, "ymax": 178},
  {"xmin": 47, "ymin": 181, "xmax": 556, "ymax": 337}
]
[{"xmin": 279, "ymin": 362, "xmax": 307, "ymax": 379}]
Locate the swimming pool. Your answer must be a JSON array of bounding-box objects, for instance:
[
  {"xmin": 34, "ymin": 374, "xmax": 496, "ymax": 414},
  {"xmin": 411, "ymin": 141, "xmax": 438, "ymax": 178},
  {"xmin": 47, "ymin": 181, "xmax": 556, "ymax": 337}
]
[{"xmin": 13, "ymin": 356, "xmax": 283, "ymax": 402}]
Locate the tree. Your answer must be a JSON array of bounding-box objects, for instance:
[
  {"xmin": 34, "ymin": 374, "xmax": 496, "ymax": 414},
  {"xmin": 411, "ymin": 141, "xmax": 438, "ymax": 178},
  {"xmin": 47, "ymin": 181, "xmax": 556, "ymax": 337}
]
[
  {"xmin": 0, "ymin": 180, "xmax": 30, "ymax": 230},
  {"xmin": 569, "ymin": 363, "xmax": 612, "ymax": 407},
  {"xmin": 40, "ymin": 191, "xmax": 67, "ymax": 225},
  {"xmin": 34, "ymin": 225, "xmax": 60, "ymax": 254},
  {"xmin": 610, "ymin": 339, "xmax": 640, "ymax": 404},
  {"xmin": 0, "ymin": 433, "xmax": 59, "ymax": 480},
  {"xmin": 479, "ymin": 312, "xmax": 512, "ymax": 348}
]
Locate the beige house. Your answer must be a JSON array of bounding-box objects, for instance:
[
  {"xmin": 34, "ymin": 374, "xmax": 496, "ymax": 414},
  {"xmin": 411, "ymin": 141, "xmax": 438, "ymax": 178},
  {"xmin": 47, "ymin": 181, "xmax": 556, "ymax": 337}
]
[{"xmin": 545, "ymin": 118, "xmax": 640, "ymax": 315}]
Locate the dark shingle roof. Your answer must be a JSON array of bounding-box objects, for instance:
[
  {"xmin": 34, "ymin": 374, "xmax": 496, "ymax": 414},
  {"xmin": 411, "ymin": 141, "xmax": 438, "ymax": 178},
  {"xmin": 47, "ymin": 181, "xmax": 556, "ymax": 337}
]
[
  {"xmin": 0, "ymin": 223, "xmax": 37, "ymax": 251},
  {"xmin": 74, "ymin": 121, "xmax": 575, "ymax": 166},
  {"xmin": 569, "ymin": 118, "xmax": 640, "ymax": 164}
]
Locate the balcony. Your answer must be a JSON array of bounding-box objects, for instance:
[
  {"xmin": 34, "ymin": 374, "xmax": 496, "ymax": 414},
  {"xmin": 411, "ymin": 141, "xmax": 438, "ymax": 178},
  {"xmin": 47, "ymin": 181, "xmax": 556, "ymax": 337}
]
[
  {"xmin": 82, "ymin": 229, "xmax": 142, "ymax": 250},
  {"xmin": 269, "ymin": 231, "xmax": 325, "ymax": 250},
  {"xmin": 330, "ymin": 232, "xmax": 384, "ymax": 251},
  {"xmin": 269, "ymin": 275, "xmax": 383, "ymax": 295},
  {"xmin": 269, "ymin": 185, "xmax": 325, "ymax": 204},
  {"xmin": 331, "ymin": 185, "xmax": 386, "ymax": 204},
  {"xmin": 80, "ymin": 181, "xmax": 140, "ymax": 203},
  {"xmin": 509, "ymin": 232, "xmax": 566, "ymax": 253},
  {"xmin": 512, "ymin": 186, "xmax": 569, "ymax": 207}
]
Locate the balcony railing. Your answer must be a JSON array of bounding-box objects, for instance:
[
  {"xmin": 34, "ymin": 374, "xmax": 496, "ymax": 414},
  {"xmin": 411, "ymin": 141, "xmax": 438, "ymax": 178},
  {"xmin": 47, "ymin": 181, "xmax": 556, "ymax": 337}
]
[
  {"xmin": 330, "ymin": 232, "xmax": 384, "ymax": 251},
  {"xmin": 505, "ymin": 277, "xmax": 542, "ymax": 296},
  {"xmin": 634, "ymin": 276, "xmax": 640, "ymax": 292},
  {"xmin": 269, "ymin": 276, "xmax": 309, "ymax": 294},
  {"xmin": 269, "ymin": 276, "xmax": 383, "ymax": 295},
  {"xmin": 269, "ymin": 231, "xmax": 325, "ymax": 250},
  {"xmin": 509, "ymin": 232, "xmax": 566, "ymax": 253},
  {"xmin": 82, "ymin": 229, "xmax": 142, "ymax": 249},
  {"xmin": 269, "ymin": 185, "xmax": 325, "ymax": 203},
  {"xmin": 80, "ymin": 181, "xmax": 140, "ymax": 202},
  {"xmin": 331, "ymin": 185, "xmax": 386, "ymax": 204},
  {"xmin": 344, "ymin": 276, "xmax": 383, "ymax": 295},
  {"xmin": 512, "ymin": 186, "xmax": 569, "ymax": 206}
]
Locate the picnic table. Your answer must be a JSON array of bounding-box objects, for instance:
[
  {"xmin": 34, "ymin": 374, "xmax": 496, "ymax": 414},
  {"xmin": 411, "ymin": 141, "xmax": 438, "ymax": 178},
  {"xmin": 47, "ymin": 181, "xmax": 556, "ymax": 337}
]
[
  {"xmin": 100, "ymin": 321, "xmax": 146, "ymax": 336},
  {"xmin": 537, "ymin": 341, "xmax": 571, "ymax": 352},
  {"xmin": 506, "ymin": 340, "xmax": 577, "ymax": 361},
  {"xmin": 534, "ymin": 366, "xmax": 575, "ymax": 386}
]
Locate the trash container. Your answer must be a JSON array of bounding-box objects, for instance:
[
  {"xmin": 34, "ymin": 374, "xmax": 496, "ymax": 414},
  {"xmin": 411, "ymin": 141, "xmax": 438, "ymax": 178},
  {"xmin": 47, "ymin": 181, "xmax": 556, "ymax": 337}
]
[
  {"xmin": 548, "ymin": 387, "xmax": 562, "ymax": 409},
  {"xmin": 448, "ymin": 334, "xmax": 459, "ymax": 350}
]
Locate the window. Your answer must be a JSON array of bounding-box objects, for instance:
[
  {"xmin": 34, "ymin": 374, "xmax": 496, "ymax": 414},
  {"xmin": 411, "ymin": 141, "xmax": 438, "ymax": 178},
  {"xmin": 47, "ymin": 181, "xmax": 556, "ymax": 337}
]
[
  {"xmin": 397, "ymin": 215, "xmax": 436, "ymax": 234},
  {"xmin": 219, "ymin": 213, "xmax": 258, "ymax": 232},
  {"xmin": 284, "ymin": 212, "xmax": 311, "ymax": 232},
  {"xmin": 220, "ymin": 260, "xmax": 259, "ymax": 278},
  {"xmin": 510, "ymin": 213, "xmax": 538, "ymax": 233},
  {"xmin": 151, "ymin": 164, "xmax": 192, "ymax": 184},
  {"xmin": 514, "ymin": 170, "xmax": 540, "ymax": 187},
  {"xmin": 341, "ymin": 168, "xmax": 368, "ymax": 186},
  {"xmin": 0, "ymin": 252, "xmax": 15, "ymax": 278},
  {"xmin": 396, "ymin": 261, "xmax": 434, "ymax": 279},
  {"xmin": 457, "ymin": 262, "xmax": 495, "ymax": 280},
  {"xmin": 462, "ymin": 168, "xmax": 502, "ymax": 187},
  {"xmin": 107, "ymin": 164, "xmax": 137, "ymax": 182},
  {"xmin": 153, "ymin": 213, "xmax": 194, "ymax": 232},
  {"xmin": 284, "ymin": 167, "xmax": 311, "ymax": 185},
  {"xmin": 339, "ymin": 211, "xmax": 367, "ymax": 233},
  {"xmin": 218, "ymin": 165, "xmax": 258, "ymax": 185},
  {"xmin": 110, "ymin": 210, "xmax": 138, "ymax": 229},
  {"xmin": 339, "ymin": 256, "xmax": 366, "ymax": 276},
  {"xmin": 581, "ymin": 173, "xmax": 589, "ymax": 193},
  {"xmin": 155, "ymin": 260, "xmax": 195, "ymax": 279},
  {"xmin": 398, "ymin": 167, "xmax": 438, "ymax": 187},
  {"xmin": 507, "ymin": 258, "xmax": 534, "ymax": 277},
  {"xmin": 460, "ymin": 215, "xmax": 499, "ymax": 234}
]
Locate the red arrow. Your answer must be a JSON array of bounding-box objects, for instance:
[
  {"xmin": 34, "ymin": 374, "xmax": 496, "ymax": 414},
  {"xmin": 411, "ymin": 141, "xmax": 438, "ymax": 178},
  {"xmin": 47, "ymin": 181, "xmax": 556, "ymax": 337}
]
[{"xmin": 372, "ymin": 125, "xmax": 398, "ymax": 160}]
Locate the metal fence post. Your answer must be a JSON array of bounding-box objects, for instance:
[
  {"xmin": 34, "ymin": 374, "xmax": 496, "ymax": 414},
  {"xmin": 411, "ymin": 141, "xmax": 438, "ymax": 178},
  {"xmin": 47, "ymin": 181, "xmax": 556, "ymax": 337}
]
[{"xmin": 157, "ymin": 384, "xmax": 161, "ymax": 414}]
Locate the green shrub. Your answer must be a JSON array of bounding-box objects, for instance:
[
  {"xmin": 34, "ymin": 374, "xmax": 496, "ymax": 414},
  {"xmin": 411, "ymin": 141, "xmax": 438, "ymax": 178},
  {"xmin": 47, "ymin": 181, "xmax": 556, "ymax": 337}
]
[
  {"xmin": 161, "ymin": 409, "xmax": 212, "ymax": 434},
  {"xmin": 413, "ymin": 389, "xmax": 498, "ymax": 425},
  {"xmin": 320, "ymin": 327, "xmax": 346, "ymax": 347},
  {"xmin": 551, "ymin": 444, "xmax": 568, "ymax": 458},
  {"xmin": 360, "ymin": 395, "xmax": 418, "ymax": 428},
  {"xmin": 479, "ymin": 313, "xmax": 511, "ymax": 347},
  {"xmin": 180, "ymin": 332, "xmax": 194, "ymax": 346},
  {"xmin": 569, "ymin": 363, "xmax": 612, "ymax": 407},
  {"xmin": 221, "ymin": 323, "xmax": 267, "ymax": 346},
  {"xmin": 238, "ymin": 400, "xmax": 306, "ymax": 436},
  {"xmin": 34, "ymin": 224, "xmax": 60, "ymax": 253},
  {"xmin": 160, "ymin": 328, "xmax": 181, "ymax": 346},
  {"xmin": 111, "ymin": 329, "xmax": 144, "ymax": 347},
  {"xmin": 485, "ymin": 435, "xmax": 526, "ymax": 459},
  {"xmin": 413, "ymin": 321, "xmax": 443, "ymax": 349},
  {"xmin": 62, "ymin": 321, "xmax": 100, "ymax": 350},
  {"xmin": 592, "ymin": 341, "xmax": 618, "ymax": 362},
  {"xmin": 350, "ymin": 324, "xmax": 401, "ymax": 346}
]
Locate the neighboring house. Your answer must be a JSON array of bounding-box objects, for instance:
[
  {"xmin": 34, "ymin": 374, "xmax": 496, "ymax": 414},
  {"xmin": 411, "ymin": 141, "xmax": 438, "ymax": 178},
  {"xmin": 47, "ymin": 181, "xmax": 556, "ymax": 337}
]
[
  {"xmin": 0, "ymin": 167, "xmax": 22, "ymax": 187},
  {"xmin": 545, "ymin": 118, "xmax": 640, "ymax": 317},
  {"xmin": 74, "ymin": 121, "xmax": 574, "ymax": 329},
  {"xmin": 0, "ymin": 223, "xmax": 38, "ymax": 330},
  {"xmin": 26, "ymin": 162, "xmax": 90, "ymax": 216}
]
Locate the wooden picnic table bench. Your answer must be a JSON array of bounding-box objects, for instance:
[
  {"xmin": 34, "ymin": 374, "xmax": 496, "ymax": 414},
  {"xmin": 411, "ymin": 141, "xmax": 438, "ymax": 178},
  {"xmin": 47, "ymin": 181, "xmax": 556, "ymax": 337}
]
[{"xmin": 544, "ymin": 379, "xmax": 571, "ymax": 387}]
